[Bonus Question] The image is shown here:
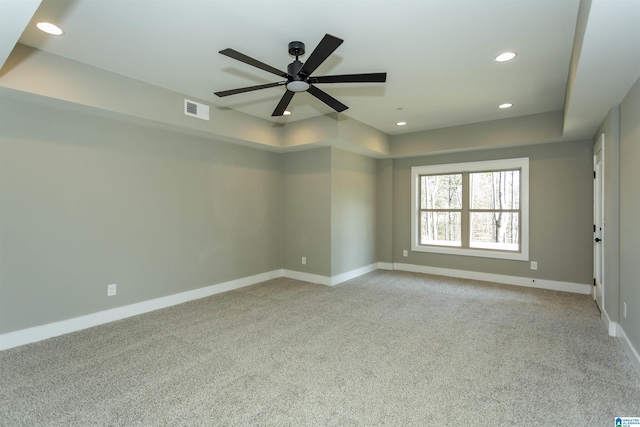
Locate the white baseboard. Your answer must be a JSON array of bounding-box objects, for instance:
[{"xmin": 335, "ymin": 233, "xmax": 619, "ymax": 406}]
[
  {"xmin": 601, "ymin": 307, "xmax": 617, "ymax": 336},
  {"xmin": 601, "ymin": 309, "xmax": 640, "ymax": 376},
  {"xmin": 330, "ymin": 263, "xmax": 378, "ymax": 286},
  {"xmin": 281, "ymin": 269, "xmax": 331, "ymax": 286},
  {"xmin": 617, "ymin": 324, "xmax": 640, "ymax": 377},
  {"xmin": 393, "ymin": 263, "xmax": 591, "ymax": 295},
  {"xmin": 282, "ymin": 263, "xmax": 379, "ymax": 287},
  {"xmin": 0, "ymin": 263, "xmax": 596, "ymax": 351},
  {"xmin": 377, "ymin": 262, "xmax": 394, "ymax": 270},
  {"xmin": 0, "ymin": 270, "xmax": 282, "ymax": 351},
  {"xmin": 0, "ymin": 264, "xmax": 382, "ymax": 351}
]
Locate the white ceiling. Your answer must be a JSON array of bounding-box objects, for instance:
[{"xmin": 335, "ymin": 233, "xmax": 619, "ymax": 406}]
[{"xmin": 3, "ymin": 0, "xmax": 640, "ymax": 138}]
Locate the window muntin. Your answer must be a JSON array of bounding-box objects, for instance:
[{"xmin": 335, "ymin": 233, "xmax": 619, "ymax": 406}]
[{"xmin": 411, "ymin": 158, "xmax": 529, "ymax": 261}]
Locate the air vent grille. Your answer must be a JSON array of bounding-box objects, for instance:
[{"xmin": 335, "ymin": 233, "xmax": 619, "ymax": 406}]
[
  {"xmin": 186, "ymin": 102, "xmax": 197, "ymax": 115},
  {"xmin": 184, "ymin": 99, "xmax": 210, "ymax": 121}
]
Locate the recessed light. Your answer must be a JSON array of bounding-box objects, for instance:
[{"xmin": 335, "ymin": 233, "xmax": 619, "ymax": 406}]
[
  {"xmin": 283, "ymin": 110, "xmax": 291, "ymax": 116},
  {"xmin": 397, "ymin": 121, "xmax": 407, "ymax": 126},
  {"xmin": 36, "ymin": 22, "xmax": 64, "ymax": 36},
  {"xmin": 495, "ymin": 52, "xmax": 517, "ymax": 62},
  {"xmin": 498, "ymin": 103, "xmax": 513, "ymax": 109}
]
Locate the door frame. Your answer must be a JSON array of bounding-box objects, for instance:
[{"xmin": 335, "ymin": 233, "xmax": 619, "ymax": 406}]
[{"xmin": 593, "ymin": 134, "xmax": 604, "ymax": 309}]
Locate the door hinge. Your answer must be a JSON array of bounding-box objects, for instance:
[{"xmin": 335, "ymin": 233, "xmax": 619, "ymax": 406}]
[
  {"xmin": 594, "ymin": 224, "xmax": 596, "ymax": 232},
  {"xmin": 594, "ymin": 171, "xmax": 596, "ymax": 179},
  {"xmin": 594, "ymin": 278, "xmax": 596, "ymax": 286}
]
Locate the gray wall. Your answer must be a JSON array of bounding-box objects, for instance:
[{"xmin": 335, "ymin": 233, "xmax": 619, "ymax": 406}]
[
  {"xmin": 282, "ymin": 148, "xmax": 332, "ymax": 276},
  {"xmin": 281, "ymin": 147, "xmax": 378, "ymax": 278},
  {"xmin": 391, "ymin": 141, "xmax": 594, "ymax": 284},
  {"xmin": 0, "ymin": 97, "xmax": 283, "ymax": 333},
  {"xmin": 330, "ymin": 148, "xmax": 377, "ymax": 276},
  {"xmin": 0, "ymin": 98, "xmax": 379, "ymax": 335},
  {"xmin": 619, "ymin": 76, "xmax": 640, "ymax": 350},
  {"xmin": 377, "ymin": 159, "xmax": 394, "ymax": 264}
]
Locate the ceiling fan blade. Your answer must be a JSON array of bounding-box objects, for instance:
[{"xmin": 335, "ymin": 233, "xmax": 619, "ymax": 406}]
[
  {"xmin": 299, "ymin": 34, "xmax": 343, "ymax": 77},
  {"xmin": 272, "ymin": 90, "xmax": 295, "ymax": 116},
  {"xmin": 215, "ymin": 82, "xmax": 285, "ymax": 97},
  {"xmin": 310, "ymin": 73, "xmax": 387, "ymax": 84},
  {"xmin": 307, "ymin": 85, "xmax": 348, "ymax": 113},
  {"xmin": 219, "ymin": 48, "xmax": 288, "ymax": 78}
]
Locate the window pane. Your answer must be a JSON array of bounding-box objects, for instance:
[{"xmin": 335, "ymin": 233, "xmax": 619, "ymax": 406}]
[
  {"xmin": 470, "ymin": 212, "xmax": 519, "ymax": 251},
  {"xmin": 420, "ymin": 174, "xmax": 462, "ymax": 209},
  {"xmin": 420, "ymin": 211, "xmax": 461, "ymax": 246},
  {"xmin": 470, "ymin": 170, "xmax": 520, "ymax": 210}
]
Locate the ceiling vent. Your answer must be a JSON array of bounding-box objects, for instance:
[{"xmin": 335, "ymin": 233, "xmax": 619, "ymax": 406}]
[{"xmin": 184, "ymin": 99, "xmax": 210, "ymax": 121}]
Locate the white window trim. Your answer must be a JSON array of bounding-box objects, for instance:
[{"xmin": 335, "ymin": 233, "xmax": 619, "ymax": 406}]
[{"xmin": 411, "ymin": 158, "xmax": 529, "ymax": 261}]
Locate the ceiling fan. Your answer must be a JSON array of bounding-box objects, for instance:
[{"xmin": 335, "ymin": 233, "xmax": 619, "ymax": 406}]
[{"xmin": 214, "ymin": 34, "xmax": 387, "ymax": 117}]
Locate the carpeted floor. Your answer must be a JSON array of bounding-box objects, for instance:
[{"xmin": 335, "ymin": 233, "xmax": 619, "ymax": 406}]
[{"xmin": 1, "ymin": 270, "xmax": 639, "ymax": 426}]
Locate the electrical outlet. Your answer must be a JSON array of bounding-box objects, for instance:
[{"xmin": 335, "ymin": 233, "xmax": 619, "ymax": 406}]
[
  {"xmin": 530, "ymin": 261, "xmax": 538, "ymax": 270},
  {"xmin": 301, "ymin": 257, "xmax": 306, "ymax": 265},
  {"xmin": 403, "ymin": 250, "xmax": 408, "ymax": 257},
  {"xmin": 107, "ymin": 284, "xmax": 117, "ymax": 296},
  {"xmin": 623, "ymin": 302, "xmax": 627, "ymax": 319}
]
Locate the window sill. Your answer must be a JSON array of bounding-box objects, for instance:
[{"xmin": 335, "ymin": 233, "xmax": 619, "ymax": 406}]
[{"xmin": 411, "ymin": 244, "xmax": 529, "ymax": 261}]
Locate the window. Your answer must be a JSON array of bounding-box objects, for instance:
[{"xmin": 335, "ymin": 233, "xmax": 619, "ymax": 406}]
[{"xmin": 411, "ymin": 158, "xmax": 529, "ymax": 260}]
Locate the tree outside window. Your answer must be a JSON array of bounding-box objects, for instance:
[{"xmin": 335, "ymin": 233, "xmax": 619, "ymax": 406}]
[
  {"xmin": 420, "ymin": 174, "xmax": 462, "ymax": 246},
  {"xmin": 469, "ymin": 170, "xmax": 520, "ymax": 251}
]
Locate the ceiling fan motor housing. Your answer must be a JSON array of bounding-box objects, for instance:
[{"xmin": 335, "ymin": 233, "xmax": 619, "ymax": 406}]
[
  {"xmin": 287, "ymin": 60, "xmax": 304, "ymax": 77},
  {"xmin": 288, "ymin": 41, "xmax": 305, "ymax": 57}
]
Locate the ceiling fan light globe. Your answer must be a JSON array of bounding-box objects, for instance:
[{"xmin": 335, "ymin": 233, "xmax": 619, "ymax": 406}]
[{"xmin": 286, "ymin": 80, "xmax": 310, "ymax": 92}]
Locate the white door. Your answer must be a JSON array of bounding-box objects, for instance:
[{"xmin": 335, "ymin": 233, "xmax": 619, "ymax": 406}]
[{"xmin": 593, "ymin": 135, "xmax": 604, "ymax": 310}]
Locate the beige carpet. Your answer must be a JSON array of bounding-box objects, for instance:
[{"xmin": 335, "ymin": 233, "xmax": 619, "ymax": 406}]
[{"xmin": 1, "ymin": 270, "xmax": 639, "ymax": 426}]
